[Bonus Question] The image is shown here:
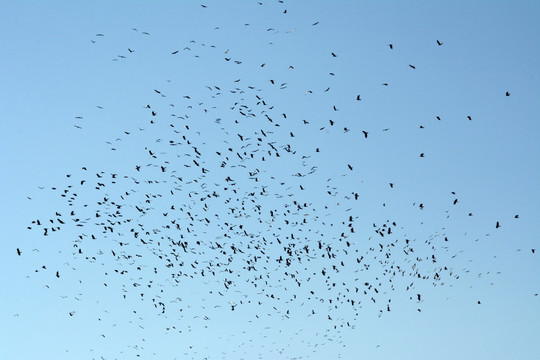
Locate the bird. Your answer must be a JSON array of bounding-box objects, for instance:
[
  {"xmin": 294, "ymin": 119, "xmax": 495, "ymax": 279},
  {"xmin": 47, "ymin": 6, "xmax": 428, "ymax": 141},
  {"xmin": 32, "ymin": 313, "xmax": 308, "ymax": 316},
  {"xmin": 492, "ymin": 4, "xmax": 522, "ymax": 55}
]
[
  {"xmin": 436, "ymin": 40, "xmax": 443, "ymax": 46},
  {"xmin": 17, "ymin": 248, "xmax": 21, "ymax": 256},
  {"xmin": 506, "ymin": 91, "xmax": 510, "ymax": 96}
]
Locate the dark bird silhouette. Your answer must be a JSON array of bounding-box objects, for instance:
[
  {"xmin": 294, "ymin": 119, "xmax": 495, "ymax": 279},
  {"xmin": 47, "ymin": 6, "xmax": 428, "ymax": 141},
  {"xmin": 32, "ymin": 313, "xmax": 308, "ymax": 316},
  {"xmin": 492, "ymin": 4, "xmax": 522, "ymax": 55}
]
[
  {"xmin": 436, "ymin": 40, "xmax": 443, "ymax": 46},
  {"xmin": 409, "ymin": 64, "xmax": 416, "ymax": 69},
  {"xmin": 506, "ymin": 91, "xmax": 510, "ymax": 96},
  {"xmin": 17, "ymin": 248, "xmax": 21, "ymax": 256}
]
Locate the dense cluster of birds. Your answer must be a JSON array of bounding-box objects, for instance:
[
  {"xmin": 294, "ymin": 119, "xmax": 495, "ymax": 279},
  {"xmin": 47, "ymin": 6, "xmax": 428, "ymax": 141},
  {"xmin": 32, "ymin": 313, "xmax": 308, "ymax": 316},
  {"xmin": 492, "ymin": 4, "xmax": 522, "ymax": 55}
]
[{"xmin": 15, "ymin": 2, "xmax": 532, "ymax": 359}]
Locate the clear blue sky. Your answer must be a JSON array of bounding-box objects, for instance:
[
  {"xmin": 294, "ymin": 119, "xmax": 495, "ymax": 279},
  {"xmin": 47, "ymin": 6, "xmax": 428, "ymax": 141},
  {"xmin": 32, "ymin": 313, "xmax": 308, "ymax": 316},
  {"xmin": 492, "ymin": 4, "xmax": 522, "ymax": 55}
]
[{"xmin": 1, "ymin": 1, "xmax": 539, "ymax": 359}]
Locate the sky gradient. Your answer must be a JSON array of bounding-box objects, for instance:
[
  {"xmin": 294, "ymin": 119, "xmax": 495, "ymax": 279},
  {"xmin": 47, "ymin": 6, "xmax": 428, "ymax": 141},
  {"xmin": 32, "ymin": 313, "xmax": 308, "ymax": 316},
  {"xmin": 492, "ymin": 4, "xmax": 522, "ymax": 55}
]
[{"xmin": 1, "ymin": 1, "xmax": 539, "ymax": 359}]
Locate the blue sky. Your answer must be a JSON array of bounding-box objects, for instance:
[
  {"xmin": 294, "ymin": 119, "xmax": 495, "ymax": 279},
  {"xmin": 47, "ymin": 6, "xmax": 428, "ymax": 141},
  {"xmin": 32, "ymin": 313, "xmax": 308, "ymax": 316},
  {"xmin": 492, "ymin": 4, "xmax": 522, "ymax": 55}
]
[{"xmin": 1, "ymin": 1, "xmax": 539, "ymax": 359}]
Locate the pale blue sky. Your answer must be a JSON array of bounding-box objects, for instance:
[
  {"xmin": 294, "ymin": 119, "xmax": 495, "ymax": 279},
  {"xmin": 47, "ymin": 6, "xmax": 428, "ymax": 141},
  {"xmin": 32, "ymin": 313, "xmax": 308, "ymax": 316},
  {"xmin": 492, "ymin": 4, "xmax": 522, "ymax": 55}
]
[{"xmin": 1, "ymin": 1, "xmax": 539, "ymax": 359}]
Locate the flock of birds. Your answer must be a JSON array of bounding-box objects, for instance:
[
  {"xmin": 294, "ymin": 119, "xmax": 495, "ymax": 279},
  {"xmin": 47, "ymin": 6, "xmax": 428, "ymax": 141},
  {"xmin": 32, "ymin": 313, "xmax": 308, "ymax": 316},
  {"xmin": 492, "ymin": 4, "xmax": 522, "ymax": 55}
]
[{"xmin": 15, "ymin": 2, "xmax": 534, "ymax": 359}]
